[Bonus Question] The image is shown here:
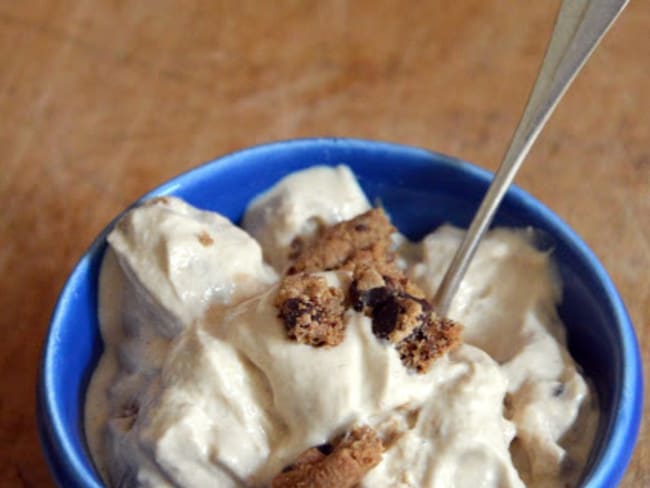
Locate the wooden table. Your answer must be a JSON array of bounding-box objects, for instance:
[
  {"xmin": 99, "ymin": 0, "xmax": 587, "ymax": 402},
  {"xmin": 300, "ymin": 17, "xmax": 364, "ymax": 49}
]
[{"xmin": 1, "ymin": 1, "xmax": 647, "ymax": 486}]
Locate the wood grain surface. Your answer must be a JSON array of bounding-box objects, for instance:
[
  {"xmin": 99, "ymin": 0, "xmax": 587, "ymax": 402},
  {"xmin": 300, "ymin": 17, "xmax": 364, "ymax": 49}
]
[{"xmin": 1, "ymin": 1, "xmax": 647, "ymax": 486}]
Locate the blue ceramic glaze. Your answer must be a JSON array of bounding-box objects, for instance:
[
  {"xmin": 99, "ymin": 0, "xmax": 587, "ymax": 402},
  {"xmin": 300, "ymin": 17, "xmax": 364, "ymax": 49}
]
[{"xmin": 38, "ymin": 138, "xmax": 643, "ymax": 487}]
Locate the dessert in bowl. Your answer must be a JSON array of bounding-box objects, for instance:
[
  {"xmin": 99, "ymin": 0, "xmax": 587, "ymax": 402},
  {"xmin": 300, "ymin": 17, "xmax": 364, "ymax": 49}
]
[{"xmin": 38, "ymin": 138, "xmax": 642, "ymax": 487}]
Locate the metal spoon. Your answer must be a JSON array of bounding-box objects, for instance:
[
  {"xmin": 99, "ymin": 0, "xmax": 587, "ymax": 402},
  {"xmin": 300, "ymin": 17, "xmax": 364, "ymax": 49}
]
[{"xmin": 433, "ymin": 0, "xmax": 629, "ymax": 316}]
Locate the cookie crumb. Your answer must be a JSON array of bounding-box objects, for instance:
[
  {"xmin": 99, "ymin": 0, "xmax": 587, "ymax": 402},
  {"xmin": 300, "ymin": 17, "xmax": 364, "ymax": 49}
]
[
  {"xmin": 197, "ymin": 231, "xmax": 214, "ymax": 246},
  {"xmin": 275, "ymin": 274, "xmax": 346, "ymax": 347},
  {"xmin": 271, "ymin": 426, "xmax": 384, "ymax": 488},
  {"xmin": 147, "ymin": 196, "xmax": 171, "ymax": 205}
]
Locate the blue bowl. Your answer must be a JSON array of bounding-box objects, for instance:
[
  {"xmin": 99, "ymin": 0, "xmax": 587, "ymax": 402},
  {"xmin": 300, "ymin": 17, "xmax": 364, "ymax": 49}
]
[{"xmin": 38, "ymin": 138, "xmax": 643, "ymax": 487}]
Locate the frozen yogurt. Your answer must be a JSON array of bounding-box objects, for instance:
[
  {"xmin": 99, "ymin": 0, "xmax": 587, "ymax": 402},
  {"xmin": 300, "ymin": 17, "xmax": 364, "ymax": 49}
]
[{"xmin": 85, "ymin": 165, "xmax": 597, "ymax": 488}]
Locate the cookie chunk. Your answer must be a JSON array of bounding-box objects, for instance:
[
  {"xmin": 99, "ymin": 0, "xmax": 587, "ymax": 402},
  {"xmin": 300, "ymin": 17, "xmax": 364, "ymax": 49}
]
[
  {"xmin": 397, "ymin": 316, "xmax": 462, "ymax": 373},
  {"xmin": 350, "ymin": 263, "xmax": 462, "ymax": 373},
  {"xmin": 271, "ymin": 426, "xmax": 384, "ymax": 488},
  {"xmin": 288, "ymin": 208, "xmax": 395, "ymax": 274},
  {"xmin": 275, "ymin": 273, "xmax": 346, "ymax": 347},
  {"xmin": 350, "ymin": 265, "xmax": 428, "ymax": 341}
]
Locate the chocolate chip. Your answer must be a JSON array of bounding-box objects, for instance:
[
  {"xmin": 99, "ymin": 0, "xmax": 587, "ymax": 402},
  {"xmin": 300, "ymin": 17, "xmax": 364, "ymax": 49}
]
[
  {"xmin": 280, "ymin": 298, "xmax": 312, "ymax": 330},
  {"xmin": 365, "ymin": 286, "xmax": 394, "ymax": 308},
  {"xmin": 316, "ymin": 443, "xmax": 334, "ymax": 455},
  {"xmin": 350, "ymin": 282, "xmax": 395, "ymax": 312},
  {"xmin": 371, "ymin": 297, "xmax": 400, "ymax": 338},
  {"xmin": 354, "ymin": 223, "xmax": 369, "ymax": 232}
]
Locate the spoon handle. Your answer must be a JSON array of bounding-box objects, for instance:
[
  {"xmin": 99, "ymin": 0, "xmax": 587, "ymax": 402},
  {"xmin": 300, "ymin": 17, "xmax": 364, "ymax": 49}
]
[{"xmin": 434, "ymin": 0, "xmax": 628, "ymax": 316}]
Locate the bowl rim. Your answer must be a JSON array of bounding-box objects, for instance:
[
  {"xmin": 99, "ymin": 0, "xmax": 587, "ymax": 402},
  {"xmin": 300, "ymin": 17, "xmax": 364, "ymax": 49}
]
[{"xmin": 38, "ymin": 137, "xmax": 643, "ymax": 487}]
